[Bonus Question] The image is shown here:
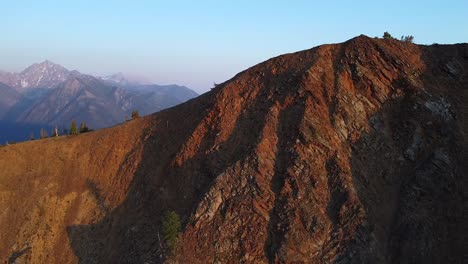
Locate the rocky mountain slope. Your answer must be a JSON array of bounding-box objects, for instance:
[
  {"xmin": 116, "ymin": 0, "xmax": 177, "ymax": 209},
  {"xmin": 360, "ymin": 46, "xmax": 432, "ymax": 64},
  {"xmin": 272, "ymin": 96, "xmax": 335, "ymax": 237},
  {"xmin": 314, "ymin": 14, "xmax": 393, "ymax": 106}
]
[
  {"xmin": 0, "ymin": 60, "xmax": 70, "ymax": 90},
  {"xmin": 101, "ymin": 73, "xmax": 199, "ymax": 116},
  {"xmin": 15, "ymin": 74, "xmax": 130, "ymax": 129},
  {"xmin": 0, "ymin": 62, "xmax": 198, "ymax": 141},
  {"xmin": 0, "ymin": 35, "xmax": 466, "ymax": 263}
]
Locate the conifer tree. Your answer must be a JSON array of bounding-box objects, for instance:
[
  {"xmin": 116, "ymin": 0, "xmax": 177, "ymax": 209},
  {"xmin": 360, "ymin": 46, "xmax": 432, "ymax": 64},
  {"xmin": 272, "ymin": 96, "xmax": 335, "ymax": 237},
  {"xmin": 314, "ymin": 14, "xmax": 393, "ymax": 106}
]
[
  {"xmin": 383, "ymin": 31, "xmax": 395, "ymax": 40},
  {"xmin": 162, "ymin": 210, "xmax": 181, "ymax": 254},
  {"xmin": 131, "ymin": 110, "xmax": 140, "ymax": 119},
  {"xmin": 70, "ymin": 120, "xmax": 78, "ymax": 135}
]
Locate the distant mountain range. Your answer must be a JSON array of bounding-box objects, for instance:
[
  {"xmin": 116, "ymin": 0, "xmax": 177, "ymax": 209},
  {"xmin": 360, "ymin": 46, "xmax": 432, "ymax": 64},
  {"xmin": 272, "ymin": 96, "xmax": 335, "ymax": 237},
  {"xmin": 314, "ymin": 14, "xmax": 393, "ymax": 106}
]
[{"xmin": 0, "ymin": 61, "xmax": 198, "ymax": 142}]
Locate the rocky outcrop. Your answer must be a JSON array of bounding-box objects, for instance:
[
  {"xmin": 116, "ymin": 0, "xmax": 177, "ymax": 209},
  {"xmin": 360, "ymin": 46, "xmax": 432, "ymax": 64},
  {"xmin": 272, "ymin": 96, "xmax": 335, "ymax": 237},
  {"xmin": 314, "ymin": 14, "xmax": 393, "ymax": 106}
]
[{"xmin": 0, "ymin": 36, "xmax": 466, "ymax": 263}]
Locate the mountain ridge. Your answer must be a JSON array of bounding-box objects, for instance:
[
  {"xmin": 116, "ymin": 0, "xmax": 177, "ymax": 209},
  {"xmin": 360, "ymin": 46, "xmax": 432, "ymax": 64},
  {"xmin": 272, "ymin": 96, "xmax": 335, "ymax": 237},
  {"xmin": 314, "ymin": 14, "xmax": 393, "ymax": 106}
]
[{"xmin": 0, "ymin": 35, "xmax": 466, "ymax": 263}]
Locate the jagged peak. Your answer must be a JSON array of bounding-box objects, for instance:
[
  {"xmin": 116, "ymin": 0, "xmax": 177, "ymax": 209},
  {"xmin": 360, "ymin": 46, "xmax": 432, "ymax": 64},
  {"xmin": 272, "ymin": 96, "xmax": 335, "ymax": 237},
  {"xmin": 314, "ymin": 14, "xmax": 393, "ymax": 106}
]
[
  {"xmin": 39, "ymin": 59, "xmax": 55, "ymax": 65},
  {"xmin": 21, "ymin": 60, "xmax": 69, "ymax": 75}
]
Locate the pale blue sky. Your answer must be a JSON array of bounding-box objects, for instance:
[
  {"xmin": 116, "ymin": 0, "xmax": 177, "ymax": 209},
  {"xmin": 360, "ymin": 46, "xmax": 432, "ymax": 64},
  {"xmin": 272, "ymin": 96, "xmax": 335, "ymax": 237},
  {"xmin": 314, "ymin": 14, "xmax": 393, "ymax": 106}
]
[{"xmin": 1, "ymin": 0, "xmax": 467, "ymax": 93}]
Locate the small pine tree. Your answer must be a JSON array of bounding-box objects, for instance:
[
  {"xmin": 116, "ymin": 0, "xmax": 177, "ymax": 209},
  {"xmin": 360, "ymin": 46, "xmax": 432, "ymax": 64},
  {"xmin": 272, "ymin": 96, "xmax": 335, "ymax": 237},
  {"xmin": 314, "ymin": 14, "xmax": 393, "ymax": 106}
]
[
  {"xmin": 70, "ymin": 120, "xmax": 78, "ymax": 135},
  {"xmin": 131, "ymin": 110, "xmax": 140, "ymax": 119},
  {"xmin": 29, "ymin": 132, "xmax": 35, "ymax": 141},
  {"xmin": 162, "ymin": 210, "xmax": 181, "ymax": 255}
]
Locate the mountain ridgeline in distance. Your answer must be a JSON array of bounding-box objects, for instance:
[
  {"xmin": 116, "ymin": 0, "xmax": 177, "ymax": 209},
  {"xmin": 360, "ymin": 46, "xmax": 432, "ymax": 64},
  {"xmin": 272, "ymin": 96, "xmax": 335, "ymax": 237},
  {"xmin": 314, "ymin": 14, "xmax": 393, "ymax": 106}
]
[
  {"xmin": 0, "ymin": 35, "xmax": 466, "ymax": 263},
  {"xmin": 0, "ymin": 61, "xmax": 198, "ymax": 142}
]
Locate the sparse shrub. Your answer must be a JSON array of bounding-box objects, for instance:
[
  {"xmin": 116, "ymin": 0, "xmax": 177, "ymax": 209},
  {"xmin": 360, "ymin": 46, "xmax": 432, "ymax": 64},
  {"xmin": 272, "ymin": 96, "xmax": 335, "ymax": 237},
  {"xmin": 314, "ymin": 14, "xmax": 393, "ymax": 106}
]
[
  {"xmin": 383, "ymin": 31, "xmax": 394, "ymax": 40},
  {"xmin": 383, "ymin": 32, "xmax": 414, "ymax": 43},
  {"xmin": 400, "ymin": 35, "xmax": 414, "ymax": 43},
  {"xmin": 79, "ymin": 122, "xmax": 91, "ymax": 133},
  {"xmin": 162, "ymin": 210, "xmax": 181, "ymax": 254},
  {"xmin": 29, "ymin": 132, "xmax": 35, "ymax": 141},
  {"xmin": 131, "ymin": 110, "xmax": 140, "ymax": 119}
]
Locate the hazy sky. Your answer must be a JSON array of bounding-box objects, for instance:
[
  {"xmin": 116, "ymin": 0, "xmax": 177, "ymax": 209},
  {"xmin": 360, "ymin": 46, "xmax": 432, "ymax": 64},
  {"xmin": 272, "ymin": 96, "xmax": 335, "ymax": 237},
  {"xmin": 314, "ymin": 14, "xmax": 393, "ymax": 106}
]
[{"xmin": 2, "ymin": 1, "xmax": 467, "ymax": 93}]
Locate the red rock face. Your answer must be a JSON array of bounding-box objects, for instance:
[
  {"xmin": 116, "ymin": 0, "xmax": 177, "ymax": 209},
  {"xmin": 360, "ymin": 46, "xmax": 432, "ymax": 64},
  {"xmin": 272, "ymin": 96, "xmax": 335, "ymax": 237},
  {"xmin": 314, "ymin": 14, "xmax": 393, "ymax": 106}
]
[
  {"xmin": 172, "ymin": 36, "xmax": 467, "ymax": 263},
  {"xmin": 0, "ymin": 36, "xmax": 466, "ymax": 263}
]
